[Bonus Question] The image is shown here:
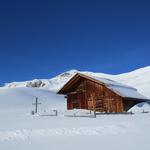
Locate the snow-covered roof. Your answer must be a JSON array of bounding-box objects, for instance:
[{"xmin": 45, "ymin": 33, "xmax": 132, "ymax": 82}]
[
  {"xmin": 58, "ymin": 73, "xmax": 150, "ymax": 101},
  {"xmin": 89, "ymin": 75, "xmax": 150, "ymax": 101}
]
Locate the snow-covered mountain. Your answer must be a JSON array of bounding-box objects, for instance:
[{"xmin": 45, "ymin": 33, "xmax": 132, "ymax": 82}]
[
  {"xmin": 1, "ymin": 66, "xmax": 150, "ymax": 150},
  {"xmin": 3, "ymin": 69, "xmax": 78, "ymax": 92},
  {"xmin": 3, "ymin": 66, "xmax": 150, "ymax": 98}
]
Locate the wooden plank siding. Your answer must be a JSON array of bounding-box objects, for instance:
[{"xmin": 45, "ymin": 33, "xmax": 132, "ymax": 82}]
[
  {"xmin": 85, "ymin": 80, "xmax": 124, "ymax": 113},
  {"xmin": 66, "ymin": 79, "xmax": 124, "ymax": 113}
]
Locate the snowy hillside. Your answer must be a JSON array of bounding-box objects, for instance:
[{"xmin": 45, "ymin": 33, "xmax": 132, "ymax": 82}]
[
  {"xmin": 1, "ymin": 67, "xmax": 150, "ymax": 150},
  {"xmin": 0, "ymin": 66, "xmax": 150, "ymax": 114},
  {"xmin": 3, "ymin": 66, "xmax": 150, "ymax": 98},
  {"xmin": 0, "ymin": 87, "xmax": 66, "ymax": 115},
  {"xmin": 4, "ymin": 69, "xmax": 78, "ymax": 92},
  {"xmin": 115, "ymin": 66, "xmax": 150, "ymax": 98}
]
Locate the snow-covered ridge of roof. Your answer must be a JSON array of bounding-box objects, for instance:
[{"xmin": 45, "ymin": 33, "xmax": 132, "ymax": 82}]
[
  {"xmin": 87, "ymin": 74, "xmax": 150, "ymax": 101},
  {"xmin": 90, "ymin": 75, "xmax": 137, "ymax": 90}
]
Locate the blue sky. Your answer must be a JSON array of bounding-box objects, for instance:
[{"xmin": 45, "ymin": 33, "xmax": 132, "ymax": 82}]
[{"xmin": 0, "ymin": 0, "xmax": 150, "ymax": 85}]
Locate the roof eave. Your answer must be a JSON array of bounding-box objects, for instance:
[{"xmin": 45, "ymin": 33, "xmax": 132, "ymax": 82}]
[{"xmin": 123, "ymin": 97, "xmax": 150, "ymax": 101}]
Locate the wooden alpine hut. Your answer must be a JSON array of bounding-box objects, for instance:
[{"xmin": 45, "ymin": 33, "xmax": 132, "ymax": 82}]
[{"xmin": 57, "ymin": 73, "xmax": 150, "ymax": 113}]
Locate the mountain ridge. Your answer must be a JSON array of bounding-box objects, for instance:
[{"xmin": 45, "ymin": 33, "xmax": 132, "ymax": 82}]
[{"xmin": 3, "ymin": 66, "xmax": 150, "ymax": 98}]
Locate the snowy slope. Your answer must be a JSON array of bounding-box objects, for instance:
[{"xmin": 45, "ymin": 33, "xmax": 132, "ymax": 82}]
[
  {"xmin": 0, "ymin": 87, "xmax": 65, "ymax": 115},
  {"xmin": 115, "ymin": 66, "xmax": 150, "ymax": 98},
  {"xmin": 4, "ymin": 70, "xmax": 78, "ymax": 92},
  {"xmin": 3, "ymin": 66, "xmax": 150, "ymax": 98},
  {"xmin": 0, "ymin": 66, "xmax": 149, "ymax": 115},
  {"xmin": 1, "ymin": 67, "xmax": 150, "ymax": 150},
  {"xmin": 129, "ymin": 102, "xmax": 150, "ymax": 112}
]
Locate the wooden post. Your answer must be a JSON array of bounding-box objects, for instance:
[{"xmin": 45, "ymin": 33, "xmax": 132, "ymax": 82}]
[
  {"xmin": 89, "ymin": 110, "xmax": 92, "ymax": 114},
  {"xmin": 53, "ymin": 110, "xmax": 58, "ymax": 116},
  {"xmin": 93, "ymin": 108, "xmax": 96, "ymax": 118},
  {"xmin": 32, "ymin": 97, "xmax": 41, "ymax": 113},
  {"xmin": 91, "ymin": 94, "xmax": 96, "ymax": 118}
]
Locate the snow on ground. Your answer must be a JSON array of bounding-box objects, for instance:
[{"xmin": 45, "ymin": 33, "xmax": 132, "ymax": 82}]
[
  {"xmin": 129, "ymin": 102, "xmax": 150, "ymax": 112},
  {"xmin": 0, "ymin": 88, "xmax": 150, "ymax": 150},
  {"xmin": 0, "ymin": 109, "xmax": 150, "ymax": 150},
  {"xmin": 0, "ymin": 87, "xmax": 65, "ymax": 114},
  {"xmin": 0, "ymin": 66, "xmax": 150, "ymax": 150}
]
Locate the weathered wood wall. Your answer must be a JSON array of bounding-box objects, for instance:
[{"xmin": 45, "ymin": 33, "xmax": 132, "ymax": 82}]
[
  {"xmin": 66, "ymin": 79, "xmax": 124, "ymax": 112},
  {"xmin": 67, "ymin": 81, "xmax": 87, "ymax": 110},
  {"xmin": 85, "ymin": 80, "xmax": 124, "ymax": 112}
]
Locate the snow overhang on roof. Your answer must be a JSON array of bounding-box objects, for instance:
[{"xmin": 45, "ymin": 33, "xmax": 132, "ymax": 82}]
[{"xmin": 89, "ymin": 75, "xmax": 150, "ymax": 101}]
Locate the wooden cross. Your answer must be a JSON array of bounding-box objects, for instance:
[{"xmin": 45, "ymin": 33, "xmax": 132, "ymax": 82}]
[{"xmin": 32, "ymin": 97, "xmax": 41, "ymax": 113}]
